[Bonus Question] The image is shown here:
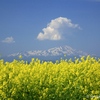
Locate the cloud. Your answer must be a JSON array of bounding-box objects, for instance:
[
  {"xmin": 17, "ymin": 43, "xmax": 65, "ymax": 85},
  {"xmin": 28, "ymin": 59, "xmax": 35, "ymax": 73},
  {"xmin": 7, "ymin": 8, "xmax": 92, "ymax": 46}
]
[
  {"xmin": 2, "ymin": 37, "xmax": 15, "ymax": 43},
  {"xmin": 37, "ymin": 17, "xmax": 82, "ymax": 40}
]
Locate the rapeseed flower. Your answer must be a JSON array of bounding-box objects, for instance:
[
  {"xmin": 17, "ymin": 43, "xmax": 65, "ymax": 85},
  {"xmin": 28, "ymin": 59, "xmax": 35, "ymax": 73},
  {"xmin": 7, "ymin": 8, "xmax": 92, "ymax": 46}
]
[
  {"xmin": 19, "ymin": 55, "xmax": 22, "ymax": 60},
  {"xmin": 0, "ymin": 55, "xmax": 100, "ymax": 99}
]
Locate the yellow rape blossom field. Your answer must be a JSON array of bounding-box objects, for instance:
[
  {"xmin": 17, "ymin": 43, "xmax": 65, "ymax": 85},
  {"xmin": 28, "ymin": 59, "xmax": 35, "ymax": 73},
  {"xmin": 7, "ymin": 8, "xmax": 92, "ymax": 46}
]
[{"xmin": 0, "ymin": 55, "xmax": 100, "ymax": 100}]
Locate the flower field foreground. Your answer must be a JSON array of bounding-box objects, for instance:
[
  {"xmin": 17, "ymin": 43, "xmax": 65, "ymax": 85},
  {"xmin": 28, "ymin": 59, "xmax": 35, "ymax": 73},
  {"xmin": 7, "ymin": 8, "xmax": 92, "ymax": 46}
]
[{"xmin": 0, "ymin": 55, "xmax": 100, "ymax": 100}]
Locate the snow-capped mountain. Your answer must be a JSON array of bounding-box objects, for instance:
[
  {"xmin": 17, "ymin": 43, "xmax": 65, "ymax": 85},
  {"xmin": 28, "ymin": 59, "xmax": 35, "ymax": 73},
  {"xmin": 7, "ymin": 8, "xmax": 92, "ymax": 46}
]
[
  {"xmin": 7, "ymin": 45, "xmax": 88, "ymax": 57},
  {"xmin": 2, "ymin": 45, "xmax": 98, "ymax": 63}
]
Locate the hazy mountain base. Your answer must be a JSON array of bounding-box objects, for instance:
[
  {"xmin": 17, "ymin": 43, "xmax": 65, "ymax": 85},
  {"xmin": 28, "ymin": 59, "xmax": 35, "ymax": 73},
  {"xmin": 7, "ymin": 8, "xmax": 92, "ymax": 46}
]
[
  {"xmin": 1, "ymin": 55, "xmax": 75, "ymax": 63},
  {"xmin": 2, "ymin": 45, "xmax": 100, "ymax": 64},
  {"xmin": 1, "ymin": 55, "xmax": 100, "ymax": 64}
]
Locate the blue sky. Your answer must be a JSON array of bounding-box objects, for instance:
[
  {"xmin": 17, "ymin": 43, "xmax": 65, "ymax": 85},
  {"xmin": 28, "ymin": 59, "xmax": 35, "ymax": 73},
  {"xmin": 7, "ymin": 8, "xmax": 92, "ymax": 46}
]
[{"xmin": 0, "ymin": 0, "xmax": 100, "ymax": 57}]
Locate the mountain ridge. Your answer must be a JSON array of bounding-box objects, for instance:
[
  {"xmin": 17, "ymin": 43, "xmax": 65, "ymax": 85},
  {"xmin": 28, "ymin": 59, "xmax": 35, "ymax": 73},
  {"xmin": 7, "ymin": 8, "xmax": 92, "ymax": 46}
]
[
  {"xmin": 7, "ymin": 45, "xmax": 89, "ymax": 57},
  {"xmin": 1, "ymin": 45, "xmax": 99, "ymax": 63}
]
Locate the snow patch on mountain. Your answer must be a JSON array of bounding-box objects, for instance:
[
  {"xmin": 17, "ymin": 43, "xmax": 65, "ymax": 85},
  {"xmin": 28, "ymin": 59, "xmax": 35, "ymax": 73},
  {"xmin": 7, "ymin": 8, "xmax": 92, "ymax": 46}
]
[{"xmin": 7, "ymin": 45, "xmax": 89, "ymax": 58}]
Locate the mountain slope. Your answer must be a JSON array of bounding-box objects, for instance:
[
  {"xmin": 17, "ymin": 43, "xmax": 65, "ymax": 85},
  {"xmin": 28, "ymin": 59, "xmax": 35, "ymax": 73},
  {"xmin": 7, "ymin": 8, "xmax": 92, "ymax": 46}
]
[
  {"xmin": 7, "ymin": 45, "xmax": 88, "ymax": 57},
  {"xmin": 1, "ymin": 45, "xmax": 98, "ymax": 63}
]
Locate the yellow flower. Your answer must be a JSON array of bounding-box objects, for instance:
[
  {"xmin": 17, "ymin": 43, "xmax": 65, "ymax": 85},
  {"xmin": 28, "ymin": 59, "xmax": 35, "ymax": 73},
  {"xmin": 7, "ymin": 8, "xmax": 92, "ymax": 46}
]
[
  {"xmin": 39, "ymin": 96, "xmax": 42, "ymax": 100},
  {"xmin": 43, "ymin": 93, "xmax": 46, "ymax": 98},
  {"xmin": 19, "ymin": 55, "xmax": 22, "ymax": 59},
  {"xmin": 83, "ymin": 98, "xmax": 87, "ymax": 100},
  {"xmin": 3, "ymin": 81, "xmax": 7, "ymax": 86},
  {"xmin": 59, "ymin": 93, "xmax": 61, "ymax": 97},
  {"xmin": 7, "ymin": 98, "xmax": 14, "ymax": 100},
  {"xmin": 0, "ymin": 55, "xmax": 100, "ymax": 99},
  {"xmin": 64, "ymin": 54, "xmax": 66, "ymax": 57}
]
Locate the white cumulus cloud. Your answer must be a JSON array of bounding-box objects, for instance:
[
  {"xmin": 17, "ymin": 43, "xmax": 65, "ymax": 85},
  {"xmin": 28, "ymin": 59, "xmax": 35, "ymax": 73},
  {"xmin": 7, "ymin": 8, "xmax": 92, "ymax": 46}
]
[
  {"xmin": 37, "ymin": 17, "xmax": 82, "ymax": 40},
  {"xmin": 2, "ymin": 37, "xmax": 15, "ymax": 43}
]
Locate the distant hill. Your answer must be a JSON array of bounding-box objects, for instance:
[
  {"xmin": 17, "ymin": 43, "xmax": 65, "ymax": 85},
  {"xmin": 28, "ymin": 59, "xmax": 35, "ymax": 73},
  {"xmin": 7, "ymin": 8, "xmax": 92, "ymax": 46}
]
[{"xmin": 1, "ymin": 45, "xmax": 99, "ymax": 63}]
